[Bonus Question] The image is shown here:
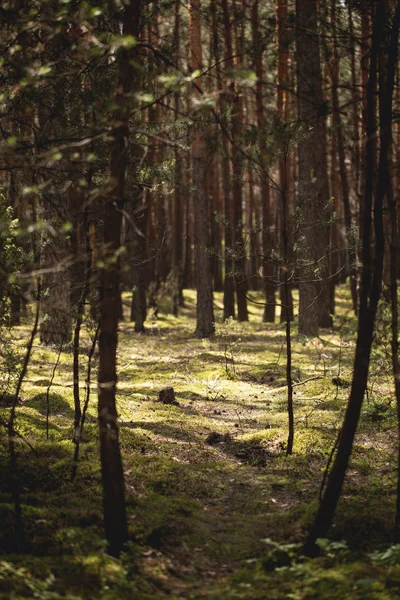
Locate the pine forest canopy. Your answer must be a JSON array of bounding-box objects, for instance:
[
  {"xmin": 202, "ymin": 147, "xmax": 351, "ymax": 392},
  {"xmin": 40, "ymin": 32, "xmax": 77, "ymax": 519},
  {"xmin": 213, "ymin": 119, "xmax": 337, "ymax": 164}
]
[{"xmin": 1, "ymin": 0, "xmax": 400, "ymax": 595}]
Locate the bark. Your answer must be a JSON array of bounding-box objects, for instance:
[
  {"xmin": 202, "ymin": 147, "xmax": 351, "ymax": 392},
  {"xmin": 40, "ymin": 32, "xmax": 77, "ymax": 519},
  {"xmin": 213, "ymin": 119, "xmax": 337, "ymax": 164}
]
[
  {"xmin": 70, "ymin": 185, "xmax": 92, "ymax": 443},
  {"xmin": 222, "ymin": 0, "xmax": 248, "ymax": 321},
  {"xmin": 296, "ymin": 0, "xmax": 332, "ymax": 336},
  {"xmin": 252, "ymin": 0, "xmax": 276, "ymax": 322},
  {"xmin": 39, "ymin": 237, "xmax": 72, "ymax": 346},
  {"xmin": 331, "ymin": 0, "xmax": 358, "ymax": 314},
  {"xmin": 190, "ymin": 0, "xmax": 215, "ymax": 337},
  {"xmin": 358, "ymin": 10, "xmax": 374, "ymax": 251},
  {"xmin": 282, "ymin": 171, "xmax": 294, "ymax": 455},
  {"xmin": 377, "ymin": 1, "xmax": 400, "ymax": 540},
  {"xmin": 8, "ymin": 285, "xmax": 41, "ymax": 552},
  {"xmin": 305, "ymin": 0, "xmax": 394, "ymax": 553},
  {"xmin": 247, "ymin": 163, "xmax": 259, "ymax": 291},
  {"xmin": 276, "ymin": 0, "xmax": 294, "ymax": 324},
  {"xmin": 129, "ymin": 204, "xmax": 148, "ymax": 332},
  {"xmin": 98, "ymin": 0, "xmax": 142, "ymax": 557},
  {"xmin": 171, "ymin": 0, "xmax": 184, "ymax": 315},
  {"xmin": 213, "ymin": 1, "xmax": 235, "ymax": 320},
  {"xmin": 348, "ymin": 1, "xmax": 361, "ymax": 203}
]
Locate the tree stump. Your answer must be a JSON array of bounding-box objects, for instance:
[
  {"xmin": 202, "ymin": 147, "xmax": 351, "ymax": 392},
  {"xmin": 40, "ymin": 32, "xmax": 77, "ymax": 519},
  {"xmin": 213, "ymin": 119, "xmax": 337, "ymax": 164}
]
[
  {"xmin": 205, "ymin": 431, "xmax": 232, "ymax": 446},
  {"xmin": 158, "ymin": 387, "xmax": 176, "ymax": 405}
]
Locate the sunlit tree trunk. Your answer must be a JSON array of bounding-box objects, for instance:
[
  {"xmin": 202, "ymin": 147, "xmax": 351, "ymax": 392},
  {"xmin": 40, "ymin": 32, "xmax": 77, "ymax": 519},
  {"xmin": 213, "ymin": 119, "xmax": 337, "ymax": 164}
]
[
  {"xmin": 98, "ymin": 0, "xmax": 142, "ymax": 557},
  {"xmin": 190, "ymin": 0, "xmax": 215, "ymax": 337},
  {"xmin": 305, "ymin": 0, "xmax": 398, "ymax": 553},
  {"xmin": 296, "ymin": 0, "xmax": 331, "ymax": 336},
  {"xmin": 348, "ymin": 1, "xmax": 361, "ymax": 202},
  {"xmin": 222, "ymin": 0, "xmax": 248, "ymax": 321},
  {"xmin": 171, "ymin": 0, "xmax": 184, "ymax": 315},
  {"xmin": 330, "ymin": 0, "xmax": 358, "ymax": 314},
  {"xmin": 252, "ymin": 0, "xmax": 276, "ymax": 322},
  {"xmin": 212, "ymin": 2, "xmax": 235, "ymax": 320}
]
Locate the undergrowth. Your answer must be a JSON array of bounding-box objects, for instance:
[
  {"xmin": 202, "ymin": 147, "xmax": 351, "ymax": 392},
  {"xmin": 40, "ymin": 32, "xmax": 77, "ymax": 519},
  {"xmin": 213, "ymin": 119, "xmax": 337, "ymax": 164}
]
[{"xmin": 0, "ymin": 287, "xmax": 399, "ymax": 599}]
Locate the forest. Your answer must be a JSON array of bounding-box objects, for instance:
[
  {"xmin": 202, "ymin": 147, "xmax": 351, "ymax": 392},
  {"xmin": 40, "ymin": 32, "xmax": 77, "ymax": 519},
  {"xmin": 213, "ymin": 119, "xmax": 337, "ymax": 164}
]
[{"xmin": 1, "ymin": 0, "xmax": 400, "ymax": 597}]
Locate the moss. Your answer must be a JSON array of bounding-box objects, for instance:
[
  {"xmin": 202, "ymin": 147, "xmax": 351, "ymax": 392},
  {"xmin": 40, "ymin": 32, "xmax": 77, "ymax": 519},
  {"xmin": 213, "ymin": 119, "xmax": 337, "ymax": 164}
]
[{"xmin": 0, "ymin": 286, "xmax": 398, "ymax": 597}]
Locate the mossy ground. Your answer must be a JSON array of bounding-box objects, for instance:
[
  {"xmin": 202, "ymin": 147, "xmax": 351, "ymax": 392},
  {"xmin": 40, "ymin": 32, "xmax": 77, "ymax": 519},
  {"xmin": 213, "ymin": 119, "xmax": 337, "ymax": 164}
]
[{"xmin": 0, "ymin": 287, "xmax": 399, "ymax": 598}]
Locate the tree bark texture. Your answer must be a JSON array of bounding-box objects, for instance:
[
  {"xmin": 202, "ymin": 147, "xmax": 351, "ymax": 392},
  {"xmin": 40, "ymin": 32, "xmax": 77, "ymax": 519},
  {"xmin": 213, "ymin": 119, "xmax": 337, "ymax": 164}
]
[
  {"xmin": 305, "ymin": 0, "xmax": 394, "ymax": 553},
  {"xmin": 190, "ymin": 0, "xmax": 215, "ymax": 338},
  {"xmin": 252, "ymin": 0, "xmax": 276, "ymax": 322},
  {"xmin": 98, "ymin": 0, "xmax": 142, "ymax": 557},
  {"xmin": 296, "ymin": 0, "xmax": 332, "ymax": 336},
  {"xmin": 222, "ymin": 0, "xmax": 248, "ymax": 322}
]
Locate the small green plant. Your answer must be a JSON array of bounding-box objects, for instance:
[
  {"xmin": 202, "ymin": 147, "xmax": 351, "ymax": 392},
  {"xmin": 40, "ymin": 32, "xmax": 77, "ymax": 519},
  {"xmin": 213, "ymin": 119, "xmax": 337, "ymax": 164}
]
[
  {"xmin": 260, "ymin": 537, "xmax": 301, "ymax": 570},
  {"xmin": 316, "ymin": 538, "xmax": 349, "ymax": 560},
  {"xmin": 0, "ymin": 192, "xmax": 27, "ymax": 324},
  {"xmin": 0, "ymin": 561, "xmax": 82, "ymax": 599},
  {"xmin": 370, "ymin": 544, "xmax": 400, "ymax": 565},
  {"xmin": 215, "ymin": 316, "xmax": 242, "ymax": 379}
]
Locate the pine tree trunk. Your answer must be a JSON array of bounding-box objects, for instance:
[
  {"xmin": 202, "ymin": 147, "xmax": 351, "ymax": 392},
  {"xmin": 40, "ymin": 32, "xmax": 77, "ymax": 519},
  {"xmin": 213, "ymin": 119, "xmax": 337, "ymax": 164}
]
[
  {"xmin": 215, "ymin": 21, "xmax": 235, "ymax": 318},
  {"xmin": 190, "ymin": 0, "xmax": 215, "ymax": 337},
  {"xmin": 40, "ymin": 240, "xmax": 72, "ymax": 346},
  {"xmin": 331, "ymin": 0, "xmax": 358, "ymax": 314},
  {"xmin": 221, "ymin": 0, "xmax": 248, "ymax": 321},
  {"xmin": 296, "ymin": 0, "xmax": 331, "ymax": 336},
  {"xmin": 171, "ymin": 0, "xmax": 184, "ymax": 315},
  {"xmin": 305, "ymin": 0, "xmax": 396, "ymax": 553},
  {"xmin": 252, "ymin": 0, "xmax": 276, "ymax": 322},
  {"xmin": 348, "ymin": 1, "xmax": 361, "ymax": 203},
  {"xmin": 98, "ymin": 0, "xmax": 142, "ymax": 557}
]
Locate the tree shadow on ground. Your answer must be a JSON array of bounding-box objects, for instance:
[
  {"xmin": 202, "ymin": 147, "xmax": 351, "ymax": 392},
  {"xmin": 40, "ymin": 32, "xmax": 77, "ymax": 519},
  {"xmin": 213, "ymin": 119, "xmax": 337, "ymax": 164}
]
[
  {"xmin": 24, "ymin": 393, "xmax": 74, "ymax": 417},
  {"xmin": 122, "ymin": 420, "xmax": 200, "ymax": 443},
  {"xmin": 206, "ymin": 433, "xmax": 285, "ymax": 467}
]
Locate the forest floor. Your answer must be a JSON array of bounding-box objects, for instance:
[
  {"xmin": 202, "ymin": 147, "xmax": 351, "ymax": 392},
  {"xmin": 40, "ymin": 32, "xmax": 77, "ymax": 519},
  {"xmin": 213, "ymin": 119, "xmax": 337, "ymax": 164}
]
[{"xmin": 1, "ymin": 287, "xmax": 400, "ymax": 599}]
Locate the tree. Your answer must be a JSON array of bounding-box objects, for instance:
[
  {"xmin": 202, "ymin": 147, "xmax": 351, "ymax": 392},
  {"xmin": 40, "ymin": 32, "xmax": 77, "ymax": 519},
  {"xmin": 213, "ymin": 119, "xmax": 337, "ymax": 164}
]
[
  {"xmin": 189, "ymin": 0, "xmax": 215, "ymax": 338},
  {"xmin": 329, "ymin": 0, "xmax": 358, "ymax": 315},
  {"xmin": 252, "ymin": 0, "xmax": 276, "ymax": 323},
  {"xmin": 305, "ymin": 0, "xmax": 400, "ymax": 554},
  {"xmin": 296, "ymin": 0, "xmax": 332, "ymax": 337},
  {"xmin": 97, "ymin": 0, "xmax": 143, "ymax": 557},
  {"xmin": 222, "ymin": 0, "xmax": 248, "ymax": 322}
]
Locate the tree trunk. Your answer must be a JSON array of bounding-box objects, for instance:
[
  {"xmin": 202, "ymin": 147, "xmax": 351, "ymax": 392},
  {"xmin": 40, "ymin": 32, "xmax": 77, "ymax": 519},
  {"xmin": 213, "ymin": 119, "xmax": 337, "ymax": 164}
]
[
  {"xmin": 39, "ymin": 239, "xmax": 72, "ymax": 346},
  {"xmin": 296, "ymin": 0, "xmax": 332, "ymax": 336},
  {"xmin": 171, "ymin": 0, "xmax": 184, "ymax": 315},
  {"xmin": 305, "ymin": 0, "xmax": 396, "ymax": 553},
  {"xmin": 190, "ymin": 0, "xmax": 215, "ymax": 338},
  {"xmin": 330, "ymin": 0, "xmax": 358, "ymax": 314},
  {"xmin": 222, "ymin": 0, "xmax": 248, "ymax": 322},
  {"xmin": 98, "ymin": 0, "xmax": 142, "ymax": 557},
  {"xmin": 252, "ymin": 0, "xmax": 276, "ymax": 322},
  {"xmin": 213, "ymin": 1, "xmax": 235, "ymax": 320},
  {"xmin": 348, "ymin": 1, "xmax": 361, "ymax": 205}
]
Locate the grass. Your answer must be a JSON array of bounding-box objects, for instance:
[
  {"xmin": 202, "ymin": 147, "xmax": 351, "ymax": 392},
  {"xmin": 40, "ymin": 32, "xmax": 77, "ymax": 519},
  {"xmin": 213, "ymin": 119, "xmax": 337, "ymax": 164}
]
[{"xmin": 0, "ymin": 286, "xmax": 400, "ymax": 598}]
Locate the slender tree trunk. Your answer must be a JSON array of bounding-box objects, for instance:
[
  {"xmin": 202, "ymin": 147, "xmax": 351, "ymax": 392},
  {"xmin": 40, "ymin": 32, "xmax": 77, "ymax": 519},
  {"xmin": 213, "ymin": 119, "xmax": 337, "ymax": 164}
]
[
  {"xmin": 129, "ymin": 27, "xmax": 148, "ymax": 331},
  {"xmin": 171, "ymin": 0, "xmax": 184, "ymax": 315},
  {"xmin": 281, "ymin": 155, "xmax": 294, "ymax": 455},
  {"xmin": 222, "ymin": 0, "xmax": 248, "ymax": 321},
  {"xmin": 98, "ymin": 0, "xmax": 142, "ymax": 557},
  {"xmin": 190, "ymin": 0, "xmax": 215, "ymax": 337},
  {"xmin": 276, "ymin": 0, "xmax": 294, "ymax": 324},
  {"xmin": 70, "ymin": 187, "xmax": 92, "ymax": 443},
  {"xmin": 296, "ymin": 0, "xmax": 332, "ymax": 336},
  {"xmin": 331, "ymin": 0, "xmax": 358, "ymax": 314},
  {"xmin": 376, "ymin": 1, "xmax": 400, "ymax": 540},
  {"xmin": 348, "ymin": 1, "xmax": 361, "ymax": 203},
  {"xmin": 213, "ymin": 1, "xmax": 235, "ymax": 320},
  {"xmin": 359, "ymin": 10, "xmax": 373, "ymax": 252},
  {"xmin": 305, "ymin": 1, "xmax": 397, "ymax": 553},
  {"xmin": 252, "ymin": 0, "xmax": 276, "ymax": 322},
  {"xmin": 129, "ymin": 201, "xmax": 148, "ymax": 332}
]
